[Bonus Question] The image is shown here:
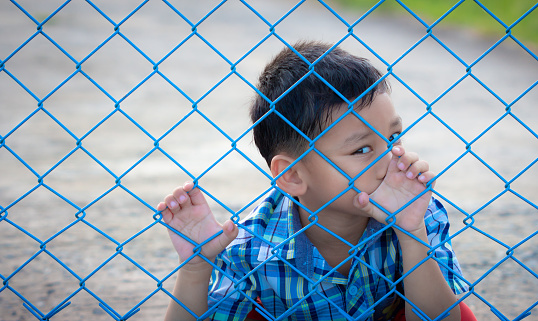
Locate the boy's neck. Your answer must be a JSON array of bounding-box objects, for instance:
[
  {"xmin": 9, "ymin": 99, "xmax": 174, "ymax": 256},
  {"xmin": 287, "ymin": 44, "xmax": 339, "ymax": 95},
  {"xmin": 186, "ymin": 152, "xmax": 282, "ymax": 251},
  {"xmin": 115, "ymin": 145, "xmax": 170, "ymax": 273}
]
[
  {"xmin": 298, "ymin": 207, "xmax": 369, "ymax": 250},
  {"xmin": 298, "ymin": 207, "xmax": 369, "ymax": 277}
]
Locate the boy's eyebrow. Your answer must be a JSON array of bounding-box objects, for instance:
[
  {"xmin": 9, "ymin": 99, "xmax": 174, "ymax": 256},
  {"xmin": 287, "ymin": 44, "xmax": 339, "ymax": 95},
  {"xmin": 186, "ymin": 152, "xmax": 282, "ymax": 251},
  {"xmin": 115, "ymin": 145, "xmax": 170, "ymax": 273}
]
[
  {"xmin": 391, "ymin": 116, "xmax": 403, "ymax": 128},
  {"xmin": 342, "ymin": 115, "xmax": 403, "ymax": 146},
  {"xmin": 343, "ymin": 131, "xmax": 372, "ymax": 146}
]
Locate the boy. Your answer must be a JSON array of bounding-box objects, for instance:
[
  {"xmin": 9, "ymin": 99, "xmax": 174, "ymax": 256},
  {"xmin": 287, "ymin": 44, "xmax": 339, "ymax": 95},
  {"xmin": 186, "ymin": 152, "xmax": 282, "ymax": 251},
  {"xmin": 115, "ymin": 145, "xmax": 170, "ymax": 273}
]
[{"xmin": 158, "ymin": 41, "xmax": 468, "ymax": 321}]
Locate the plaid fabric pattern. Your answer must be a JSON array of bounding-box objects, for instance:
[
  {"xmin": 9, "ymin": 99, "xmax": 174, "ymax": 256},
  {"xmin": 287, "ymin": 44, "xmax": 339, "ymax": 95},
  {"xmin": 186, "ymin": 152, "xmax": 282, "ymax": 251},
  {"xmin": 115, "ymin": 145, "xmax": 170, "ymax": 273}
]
[{"xmin": 207, "ymin": 189, "xmax": 467, "ymax": 321}]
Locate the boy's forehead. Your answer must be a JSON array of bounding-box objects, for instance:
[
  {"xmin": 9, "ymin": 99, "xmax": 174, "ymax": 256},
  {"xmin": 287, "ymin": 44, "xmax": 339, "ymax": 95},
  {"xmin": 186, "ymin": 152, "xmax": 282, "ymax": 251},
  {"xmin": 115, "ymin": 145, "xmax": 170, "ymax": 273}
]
[
  {"xmin": 325, "ymin": 99, "xmax": 402, "ymax": 135},
  {"xmin": 334, "ymin": 99, "xmax": 400, "ymax": 120}
]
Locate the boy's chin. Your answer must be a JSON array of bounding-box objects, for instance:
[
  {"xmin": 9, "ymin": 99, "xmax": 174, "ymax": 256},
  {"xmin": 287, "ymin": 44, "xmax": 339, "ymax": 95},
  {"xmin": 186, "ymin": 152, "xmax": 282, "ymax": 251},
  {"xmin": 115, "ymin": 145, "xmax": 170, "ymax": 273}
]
[{"xmin": 352, "ymin": 208, "xmax": 372, "ymax": 219}]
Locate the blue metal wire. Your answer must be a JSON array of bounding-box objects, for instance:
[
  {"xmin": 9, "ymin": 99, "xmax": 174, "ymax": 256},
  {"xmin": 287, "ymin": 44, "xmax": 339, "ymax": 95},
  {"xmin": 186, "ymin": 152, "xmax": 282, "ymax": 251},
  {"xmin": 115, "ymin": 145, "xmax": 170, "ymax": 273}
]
[{"xmin": 1, "ymin": 0, "xmax": 537, "ymax": 320}]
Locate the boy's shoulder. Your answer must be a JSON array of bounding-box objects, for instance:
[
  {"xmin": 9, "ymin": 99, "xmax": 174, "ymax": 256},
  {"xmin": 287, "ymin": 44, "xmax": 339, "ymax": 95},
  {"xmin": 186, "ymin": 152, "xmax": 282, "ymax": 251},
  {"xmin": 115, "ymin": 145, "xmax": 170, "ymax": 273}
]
[{"xmin": 226, "ymin": 189, "xmax": 295, "ymax": 251}]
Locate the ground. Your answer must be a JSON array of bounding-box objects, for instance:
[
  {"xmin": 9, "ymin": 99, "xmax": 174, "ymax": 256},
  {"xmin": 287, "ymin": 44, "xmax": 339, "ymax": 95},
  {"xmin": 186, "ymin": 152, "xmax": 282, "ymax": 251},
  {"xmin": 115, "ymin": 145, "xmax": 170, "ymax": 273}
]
[{"xmin": 1, "ymin": 0, "xmax": 537, "ymax": 320}]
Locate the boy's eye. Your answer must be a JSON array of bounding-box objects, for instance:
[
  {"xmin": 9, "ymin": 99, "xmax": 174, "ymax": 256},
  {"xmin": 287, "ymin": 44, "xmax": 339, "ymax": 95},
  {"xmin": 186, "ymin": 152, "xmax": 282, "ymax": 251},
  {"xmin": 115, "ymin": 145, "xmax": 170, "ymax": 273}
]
[
  {"xmin": 353, "ymin": 146, "xmax": 372, "ymax": 155},
  {"xmin": 389, "ymin": 132, "xmax": 401, "ymax": 143}
]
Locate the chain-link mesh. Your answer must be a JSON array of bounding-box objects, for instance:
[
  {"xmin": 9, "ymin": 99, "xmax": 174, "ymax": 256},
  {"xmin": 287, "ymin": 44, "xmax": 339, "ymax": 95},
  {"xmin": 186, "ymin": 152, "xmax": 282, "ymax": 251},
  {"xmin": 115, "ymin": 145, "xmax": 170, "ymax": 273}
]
[{"xmin": 1, "ymin": 0, "xmax": 537, "ymax": 320}]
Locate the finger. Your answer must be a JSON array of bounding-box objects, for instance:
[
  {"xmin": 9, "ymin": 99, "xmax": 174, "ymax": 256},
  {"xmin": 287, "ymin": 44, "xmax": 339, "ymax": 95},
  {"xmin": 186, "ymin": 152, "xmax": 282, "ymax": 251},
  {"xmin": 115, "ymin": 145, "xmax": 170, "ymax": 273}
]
[
  {"xmin": 406, "ymin": 159, "xmax": 429, "ymax": 179},
  {"xmin": 172, "ymin": 185, "xmax": 190, "ymax": 207},
  {"xmin": 396, "ymin": 151, "xmax": 419, "ymax": 172},
  {"xmin": 354, "ymin": 192, "xmax": 367, "ymax": 207},
  {"xmin": 182, "ymin": 181, "xmax": 195, "ymax": 192},
  {"xmin": 157, "ymin": 201, "xmax": 174, "ymax": 224},
  {"xmin": 353, "ymin": 192, "xmax": 373, "ymax": 214},
  {"xmin": 161, "ymin": 208, "xmax": 173, "ymax": 224},
  {"xmin": 156, "ymin": 201, "xmax": 167, "ymax": 212},
  {"xmin": 386, "ymin": 147, "xmax": 403, "ymax": 175},
  {"xmin": 218, "ymin": 220, "xmax": 239, "ymax": 249},
  {"xmin": 184, "ymin": 182, "xmax": 209, "ymax": 206},
  {"xmin": 391, "ymin": 145, "xmax": 405, "ymax": 157},
  {"xmin": 353, "ymin": 192, "xmax": 390, "ymax": 226},
  {"xmin": 164, "ymin": 194, "xmax": 181, "ymax": 212},
  {"xmin": 418, "ymin": 170, "xmax": 436, "ymax": 187}
]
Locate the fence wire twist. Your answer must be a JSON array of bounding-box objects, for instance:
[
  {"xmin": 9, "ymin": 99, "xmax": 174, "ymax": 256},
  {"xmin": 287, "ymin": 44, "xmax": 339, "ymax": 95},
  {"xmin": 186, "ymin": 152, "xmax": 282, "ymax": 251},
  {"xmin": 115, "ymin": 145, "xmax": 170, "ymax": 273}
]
[{"xmin": 1, "ymin": 0, "xmax": 537, "ymax": 320}]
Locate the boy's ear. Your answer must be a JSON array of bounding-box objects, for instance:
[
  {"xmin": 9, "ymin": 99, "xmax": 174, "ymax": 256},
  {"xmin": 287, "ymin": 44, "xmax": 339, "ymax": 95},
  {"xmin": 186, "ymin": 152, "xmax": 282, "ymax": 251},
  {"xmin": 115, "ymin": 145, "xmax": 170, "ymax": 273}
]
[{"xmin": 270, "ymin": 154, "xmax": 307, "ymax": 197}]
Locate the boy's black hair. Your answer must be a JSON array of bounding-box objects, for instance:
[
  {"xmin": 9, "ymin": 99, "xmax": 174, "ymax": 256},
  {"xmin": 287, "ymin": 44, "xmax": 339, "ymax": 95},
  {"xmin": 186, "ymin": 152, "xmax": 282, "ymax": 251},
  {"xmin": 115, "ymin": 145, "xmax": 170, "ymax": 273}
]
[{"xmin": 250, "ymin": 41, "xmax": 390, "ymax": 167}]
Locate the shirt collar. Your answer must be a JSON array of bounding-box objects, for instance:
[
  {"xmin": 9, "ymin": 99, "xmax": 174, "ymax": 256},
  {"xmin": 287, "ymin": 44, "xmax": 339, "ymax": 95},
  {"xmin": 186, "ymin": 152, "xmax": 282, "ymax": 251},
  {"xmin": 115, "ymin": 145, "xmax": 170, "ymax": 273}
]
[
  {"xmin": 256, "ymin": 189, "xmax": 387, "ymax": 267},
  {"xmin": 257, "ymin": 190, "xmax": 298, "ymax": 262}
]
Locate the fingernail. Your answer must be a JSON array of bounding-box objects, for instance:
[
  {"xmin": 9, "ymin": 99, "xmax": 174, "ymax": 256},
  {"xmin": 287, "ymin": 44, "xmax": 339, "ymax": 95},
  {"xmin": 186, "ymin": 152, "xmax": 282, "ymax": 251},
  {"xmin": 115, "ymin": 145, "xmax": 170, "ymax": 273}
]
[
  {"xmin": 170, "ymin": 201, "xmax": 178, "ymax": 209},
  {"xmin": 398, "ymin": 163, "xmax": 405, "ymax": 170},
  {"xmin": 406, "ymin": 172, "xmax": 413, "ymax": 179},
  {"xmin": 178, "ymin": 195, "xmax": 186, "ymax": 203}
]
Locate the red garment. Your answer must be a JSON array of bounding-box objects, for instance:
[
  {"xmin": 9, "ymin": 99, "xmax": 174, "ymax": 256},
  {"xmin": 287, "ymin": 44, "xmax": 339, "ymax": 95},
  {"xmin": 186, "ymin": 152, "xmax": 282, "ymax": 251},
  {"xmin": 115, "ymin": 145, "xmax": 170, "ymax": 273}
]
[
  {"xmin": 246, "ymin": 300, "xmax": 477, "ymax": 320},
  {"xmin": 393, "ymin": 302, "xmax": 477, "ymax": 321}
]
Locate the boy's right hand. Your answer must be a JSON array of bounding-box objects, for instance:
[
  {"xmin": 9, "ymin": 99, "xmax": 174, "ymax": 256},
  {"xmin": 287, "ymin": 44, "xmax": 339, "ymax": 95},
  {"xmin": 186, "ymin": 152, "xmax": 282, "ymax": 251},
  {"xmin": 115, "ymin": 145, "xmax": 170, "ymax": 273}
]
[{"xmin": 157, "ymin": 182, "xmax": 238, "ymax": 269}]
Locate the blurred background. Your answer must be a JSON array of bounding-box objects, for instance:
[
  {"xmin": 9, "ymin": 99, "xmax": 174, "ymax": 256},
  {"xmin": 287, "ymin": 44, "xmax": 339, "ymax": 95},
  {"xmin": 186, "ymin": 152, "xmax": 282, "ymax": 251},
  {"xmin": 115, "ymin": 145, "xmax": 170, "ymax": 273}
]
[{"xmin": 1, "ymin": 0, "xmax": 537, "ymax": 320}]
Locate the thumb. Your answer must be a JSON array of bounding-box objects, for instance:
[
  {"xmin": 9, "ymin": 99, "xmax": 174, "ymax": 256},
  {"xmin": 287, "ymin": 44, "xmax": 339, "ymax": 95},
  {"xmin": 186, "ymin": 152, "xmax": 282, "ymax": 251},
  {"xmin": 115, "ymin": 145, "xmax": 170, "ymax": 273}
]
[
  {"xmin": 353, "ymin": 191, "xmax": 387, "ymax": 225},
  {"xmin": 217, "ymin": 220, "xmax": 238, "ymax": 250},
  {"xmin": 353, "ymin": 192, "xmax": 375, "ymax": 216}
]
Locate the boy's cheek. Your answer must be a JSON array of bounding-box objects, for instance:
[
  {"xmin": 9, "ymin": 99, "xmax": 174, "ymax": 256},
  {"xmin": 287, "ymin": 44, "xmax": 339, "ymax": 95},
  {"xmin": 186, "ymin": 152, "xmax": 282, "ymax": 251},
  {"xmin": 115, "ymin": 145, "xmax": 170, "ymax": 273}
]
[{"xmin": 352, "ymin": 177, "xmax": 382, "ymax": 195}]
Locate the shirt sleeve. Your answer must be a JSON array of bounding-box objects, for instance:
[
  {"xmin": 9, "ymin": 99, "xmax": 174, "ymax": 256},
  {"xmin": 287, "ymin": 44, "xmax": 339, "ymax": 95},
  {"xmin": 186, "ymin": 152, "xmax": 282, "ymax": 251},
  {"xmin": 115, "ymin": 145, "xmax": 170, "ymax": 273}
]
[
  {"xmin": 424, "ymin": 197, "xmax": 469, "ymax": 295},
  {"xmin": 207, "ymin": 247, "xmax": 257, "ymax": 321}
]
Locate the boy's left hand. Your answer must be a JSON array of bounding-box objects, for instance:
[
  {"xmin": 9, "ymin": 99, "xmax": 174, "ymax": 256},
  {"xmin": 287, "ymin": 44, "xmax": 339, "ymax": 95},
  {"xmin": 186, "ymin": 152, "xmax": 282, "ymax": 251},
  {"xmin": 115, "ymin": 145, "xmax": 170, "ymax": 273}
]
[{"xmin": 354, "ymin": 146, "xmax": 435, "ymax": 236}]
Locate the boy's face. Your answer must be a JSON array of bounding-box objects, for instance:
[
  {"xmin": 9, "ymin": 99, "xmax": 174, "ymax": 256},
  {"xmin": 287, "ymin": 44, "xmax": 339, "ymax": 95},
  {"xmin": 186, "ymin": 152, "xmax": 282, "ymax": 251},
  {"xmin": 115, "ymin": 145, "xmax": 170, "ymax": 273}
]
[{"xmin": 299, "ymin": 93, "xmax": 403, "ymax": 217}]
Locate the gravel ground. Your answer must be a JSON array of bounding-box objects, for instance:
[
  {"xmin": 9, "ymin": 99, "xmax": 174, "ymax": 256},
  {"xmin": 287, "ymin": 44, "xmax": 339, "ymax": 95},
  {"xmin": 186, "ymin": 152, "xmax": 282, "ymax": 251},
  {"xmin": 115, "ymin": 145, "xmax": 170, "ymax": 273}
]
[{"xmin": 1, "ymin": 1, "xmax": 537, "ymax": 320}]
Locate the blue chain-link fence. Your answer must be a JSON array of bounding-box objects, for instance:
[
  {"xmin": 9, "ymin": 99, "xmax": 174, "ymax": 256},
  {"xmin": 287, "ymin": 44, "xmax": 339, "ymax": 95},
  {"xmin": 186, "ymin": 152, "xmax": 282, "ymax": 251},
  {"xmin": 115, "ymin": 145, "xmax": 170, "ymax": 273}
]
[{"xmin": 1, "ymin": 0, "xmax": 537, "ymax": 320}]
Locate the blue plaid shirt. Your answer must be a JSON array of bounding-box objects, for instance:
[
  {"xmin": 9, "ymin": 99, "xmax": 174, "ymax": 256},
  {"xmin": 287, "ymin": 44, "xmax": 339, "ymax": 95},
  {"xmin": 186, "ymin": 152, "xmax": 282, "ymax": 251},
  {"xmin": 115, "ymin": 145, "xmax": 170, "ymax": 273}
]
[{"xmin": 207, "ymin": 189, "xmax": 467, "ymax": 320}]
